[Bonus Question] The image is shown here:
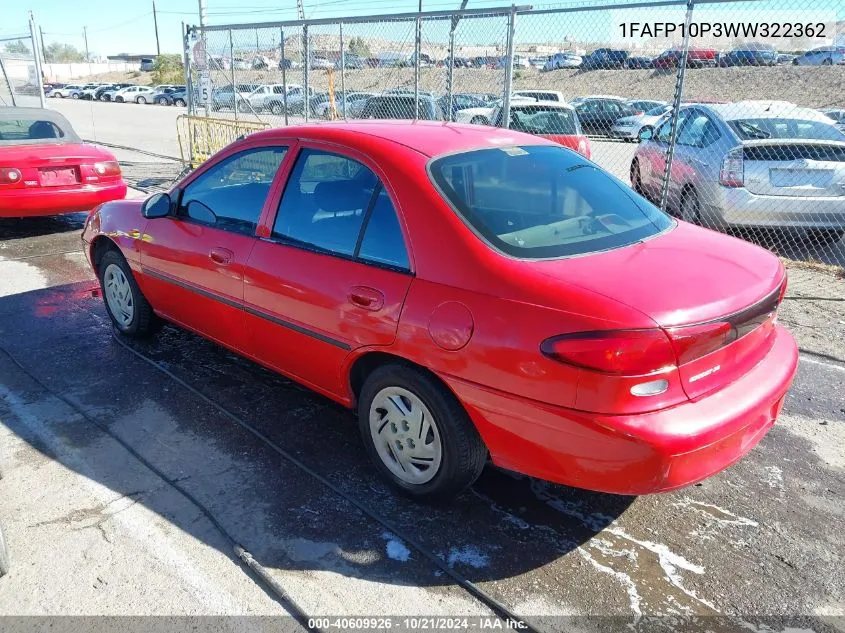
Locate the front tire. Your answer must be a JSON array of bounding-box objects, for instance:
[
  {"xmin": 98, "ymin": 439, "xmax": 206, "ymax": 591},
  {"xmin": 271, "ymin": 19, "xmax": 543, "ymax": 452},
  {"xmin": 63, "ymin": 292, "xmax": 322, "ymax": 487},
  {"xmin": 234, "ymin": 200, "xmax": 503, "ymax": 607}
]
[
  {"xmin": 358, "ymin": 364, "xmax": 487, "ymax": 502},
  {"xmin": 174, "ymin": 98, "xmax": 186, "ymax": 107},
  {"xmin": 270, "ymin": 102, "xmax": 284, "ymax": 115},
  {"xmin": 679, "ymin": 187, "xmax": 701, "ymax": 224},
  {"xmin": 156, "ymin": 97, "xmax": 167, "ymax": 105},
  {"xmin": 137, "ymin": 96, "xmax": 147, "ymax": 104},
  {"xmin": 631, "ymin": 160, "xmax": 645, "ymax": 195},
  {"xmin": 71, "ymin": 93, "xmax": 79, "ymax": 99},
  {"xmin": 98, "ymin": 250, "xmax": 158, "ymax": 338}
]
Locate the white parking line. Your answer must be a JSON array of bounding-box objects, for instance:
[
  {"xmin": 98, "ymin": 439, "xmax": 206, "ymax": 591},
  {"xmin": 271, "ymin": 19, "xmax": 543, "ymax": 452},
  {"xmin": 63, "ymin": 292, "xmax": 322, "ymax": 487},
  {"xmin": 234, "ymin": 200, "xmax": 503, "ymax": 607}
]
[{"xmin": 799, "ymin": 354, "xmax": 845, "ymax": 372}]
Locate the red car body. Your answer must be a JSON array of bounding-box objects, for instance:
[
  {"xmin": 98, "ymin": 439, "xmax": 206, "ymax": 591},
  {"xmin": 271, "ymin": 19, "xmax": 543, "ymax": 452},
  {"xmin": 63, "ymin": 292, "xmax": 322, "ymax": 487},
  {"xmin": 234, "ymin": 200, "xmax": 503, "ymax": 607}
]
[
  {"xmin": 82, "ymin": 121, "xmax": 797, "ymax": 495},
  {"xmin": 0, "ymin": 108, "xmax": 126, "ymax": 217}
]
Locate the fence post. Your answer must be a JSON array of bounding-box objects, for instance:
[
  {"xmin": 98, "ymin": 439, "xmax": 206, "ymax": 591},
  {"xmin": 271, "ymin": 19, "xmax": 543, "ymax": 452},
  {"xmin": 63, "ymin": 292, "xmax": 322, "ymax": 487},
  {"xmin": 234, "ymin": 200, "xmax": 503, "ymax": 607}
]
[
  {"xmin": 229, "ymin": 29, "xmax": 238, "ymax": 124},
  {"xmin": 501, "ymin": 5, "xmax": 518, "ymax": 129},
  {"xmin": 659, "ymin": 0, "xmax": 695, "ymax": 212},
  {"xmin": 0, "ymin": 57, "xmax": 15, "ymax": 106},
  {"xmin": 303, "ymin": 24, "xmax": 310, "ymax": 123},
  {"xmin": 446, "ymin": 21, "xmax": 457, "ymax": 121},
  {"xmin": 280, "ymin": 28, "xmax": 289, "ymax": 126},
  {"xmin": 29, "ymin": 13, "xmax": 46, "ymax": 108},
  {"xmin": 414, "ymin": 15, "xmax": 421, "ymax": 116},
  {"xmin": 182, "ymin": 22, "xmax": 194, "ymax": 118},
  {"xmin": 339, "ymin": 22, "xmax": 346, "ymax": 119}
]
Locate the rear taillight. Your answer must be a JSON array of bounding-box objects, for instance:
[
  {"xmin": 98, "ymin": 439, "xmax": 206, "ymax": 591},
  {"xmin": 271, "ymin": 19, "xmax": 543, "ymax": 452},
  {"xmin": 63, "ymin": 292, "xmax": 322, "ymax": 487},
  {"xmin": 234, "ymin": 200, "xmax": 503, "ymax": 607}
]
[
  {"xmin": 665, "ymin": 321, "xmax": 737, "ymax": 365},
  {"xmin": 578, "ymin": 138, "xmax": 591, "ymax": 158},
  {"xmin": 93, "ymin": 161, "xmax": 121, "ymax": 177},
  {"xmin": 540, "ymin": 329, "xmax": 675, "ymax": 375},
  {"xmin": 719, "ymin": 148, "xmax": 744, "ymax": 187},
  {"xmin": 777, "ymin": 275, "xmax": 788, "ymax": 304},
  {"xmin": 0, "ymin": 167, "xmax": 22, "ymax": 185}
]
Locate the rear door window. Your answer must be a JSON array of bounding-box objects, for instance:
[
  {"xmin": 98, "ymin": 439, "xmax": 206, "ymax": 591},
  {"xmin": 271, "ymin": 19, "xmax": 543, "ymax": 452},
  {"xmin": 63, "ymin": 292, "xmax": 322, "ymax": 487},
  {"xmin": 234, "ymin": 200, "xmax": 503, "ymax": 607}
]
[{"xmin": 429, "ymin": 145, "xmax": 673, "ymax": 259}]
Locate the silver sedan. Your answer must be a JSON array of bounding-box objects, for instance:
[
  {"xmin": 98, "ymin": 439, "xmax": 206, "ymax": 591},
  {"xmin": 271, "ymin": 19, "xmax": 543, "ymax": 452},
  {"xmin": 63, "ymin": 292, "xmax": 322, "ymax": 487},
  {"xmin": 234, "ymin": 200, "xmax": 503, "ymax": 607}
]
[{"xmin": 631, "ymin": 101, "xmax": 845, "ymax": 245}]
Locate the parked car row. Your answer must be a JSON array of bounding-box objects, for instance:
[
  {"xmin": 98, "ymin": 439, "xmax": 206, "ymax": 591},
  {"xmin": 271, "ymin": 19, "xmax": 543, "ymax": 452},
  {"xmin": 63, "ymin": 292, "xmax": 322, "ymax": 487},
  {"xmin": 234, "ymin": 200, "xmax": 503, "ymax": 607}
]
[
  {"xmin": 45, "ymin": 82, "xmax": 189, "ymax": 106},
  {"xmin": 540, "ymin": 45, "xmax": 845, "ymax": 71}
]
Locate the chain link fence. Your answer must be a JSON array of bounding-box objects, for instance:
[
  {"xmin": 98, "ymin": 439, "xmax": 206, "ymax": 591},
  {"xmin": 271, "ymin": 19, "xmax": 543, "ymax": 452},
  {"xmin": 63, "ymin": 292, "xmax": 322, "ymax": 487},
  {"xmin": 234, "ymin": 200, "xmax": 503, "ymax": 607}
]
[
  {"xmin": 181, "ymin": 0, "xmax": 844, "ymax": 301},
  {"xmin": 0, "ymin": 32, "xmax": 43, "ymax": 107}
]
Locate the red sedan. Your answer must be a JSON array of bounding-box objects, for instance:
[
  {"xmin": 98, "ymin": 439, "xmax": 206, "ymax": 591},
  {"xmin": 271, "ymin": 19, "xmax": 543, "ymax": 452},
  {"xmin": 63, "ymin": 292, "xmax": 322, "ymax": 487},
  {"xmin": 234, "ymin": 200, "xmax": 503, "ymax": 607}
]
[
  {"xmin": 82, "ymin": 121, "xmax": 797, "ymax": 500},
  {"xmin": 0, "ymin": 107, "xmax": 126, "ymax": 217}
]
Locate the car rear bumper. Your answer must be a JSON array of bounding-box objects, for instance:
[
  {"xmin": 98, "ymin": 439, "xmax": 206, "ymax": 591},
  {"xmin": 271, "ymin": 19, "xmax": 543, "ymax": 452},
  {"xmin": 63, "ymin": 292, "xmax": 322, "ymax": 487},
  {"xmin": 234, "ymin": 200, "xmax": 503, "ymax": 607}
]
[
  {"xmin": 444, "ymin": 324, "xmax": 797, "ymax": 495},
  {"xmin": 0, "ymin": 181, "xmax": 127, "ymax": 217},
  {"xmin": 708, "ymin": 186, "xmax": 845, "ymax": 228},
  {"xmin": 610, "ymin": 126, "xmax": 639, "ymax": 139}
]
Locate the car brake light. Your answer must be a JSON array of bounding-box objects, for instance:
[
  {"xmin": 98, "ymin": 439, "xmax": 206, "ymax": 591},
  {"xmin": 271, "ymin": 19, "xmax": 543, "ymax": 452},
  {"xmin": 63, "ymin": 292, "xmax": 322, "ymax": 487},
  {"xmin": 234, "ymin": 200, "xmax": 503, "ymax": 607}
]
[
  {"xmin": 665, "ymin": 321, "xmax": 737, "ymax": 365},
  {"xmin": 540, "ymin": 329, "xmax": 675, "ymax": 375},
  {"xmin": 777, "ymin": 275, "xmax": 788, "ymax": 304},
  {"xmin": 0, "ymin": 168, "xmax": 22, "ymax": 184},
  {"xmin": 719, "ymin": 148, "xmax": 744, "ymax": 187},
  {"xmin": 93, "ymin": 161, "xmax": 121, "ymax": 177}
]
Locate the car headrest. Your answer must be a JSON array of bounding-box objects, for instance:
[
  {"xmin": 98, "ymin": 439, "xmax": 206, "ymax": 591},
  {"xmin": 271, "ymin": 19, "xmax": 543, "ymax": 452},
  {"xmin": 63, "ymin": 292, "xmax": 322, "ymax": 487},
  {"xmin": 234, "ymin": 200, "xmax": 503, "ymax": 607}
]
[
  {"xmin": 313, "ymin": 179, "xmax": 373, "ymax": 213},
  {"xmin": 28, "ymin": 121, "xmax": 58, "ymax": 139}
]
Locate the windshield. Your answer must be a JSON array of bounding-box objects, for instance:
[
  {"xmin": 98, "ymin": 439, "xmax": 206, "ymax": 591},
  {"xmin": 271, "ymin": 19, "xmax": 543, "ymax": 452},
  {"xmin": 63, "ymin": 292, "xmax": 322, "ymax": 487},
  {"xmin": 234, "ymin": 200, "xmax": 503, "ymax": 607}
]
[
  {"xmin": 505, "ymin": 107, "xmax": 580, "ymax": 135},
  {"xmin": 729, "ymin": 118, "xmax": 845, "ymax": 141},
  {"xmin": 429, "ymin": 145, "xmax": 673, "ymax": 259}
]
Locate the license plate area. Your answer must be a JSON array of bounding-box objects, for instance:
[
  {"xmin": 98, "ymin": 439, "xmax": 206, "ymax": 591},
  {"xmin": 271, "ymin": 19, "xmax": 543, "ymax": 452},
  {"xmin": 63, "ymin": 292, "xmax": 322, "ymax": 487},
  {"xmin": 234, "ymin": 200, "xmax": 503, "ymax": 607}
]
[
  {"xmin": 769, "ymin": 167, "xmax": 833, "ymax": 189},
  {"xmin": 39, "ymin": 167, "xmax": 79, "ymax": 186}
]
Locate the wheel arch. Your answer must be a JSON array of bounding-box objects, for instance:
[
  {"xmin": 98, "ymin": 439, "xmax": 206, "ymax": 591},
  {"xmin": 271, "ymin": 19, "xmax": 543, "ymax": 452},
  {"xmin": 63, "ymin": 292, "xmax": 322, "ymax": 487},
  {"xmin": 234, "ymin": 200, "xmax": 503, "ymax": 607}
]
[
  {"xmin": 89, "ymin": 235, "xmax": 120, "ymax": 277},
  {"xmin": 346, "ymin": 350, "xmax": 459, "ymax": 410}
]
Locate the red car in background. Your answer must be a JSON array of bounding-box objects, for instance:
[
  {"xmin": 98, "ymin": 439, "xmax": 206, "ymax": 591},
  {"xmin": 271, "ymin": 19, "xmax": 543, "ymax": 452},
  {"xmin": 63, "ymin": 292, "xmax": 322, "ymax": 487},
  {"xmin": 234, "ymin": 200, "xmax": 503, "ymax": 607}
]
[
  {"xmin": 492, "ymin": 101, "xmax": 591, "ymax": 158},
  {"xmin": 82, "ymin": 121, "xmax": 796, "ymax": 501},
  {"xmin": 0, "ymin": 107, "xmax": 126, "ymax": 217},
  {"xmin": 653, "ymin": 47, "xmax": 717, "ymax": 69}
]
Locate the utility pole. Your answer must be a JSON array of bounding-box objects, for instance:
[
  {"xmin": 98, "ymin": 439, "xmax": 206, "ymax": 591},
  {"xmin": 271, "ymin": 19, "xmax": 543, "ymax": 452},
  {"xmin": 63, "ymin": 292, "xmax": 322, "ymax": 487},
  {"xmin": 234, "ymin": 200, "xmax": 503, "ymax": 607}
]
[
  {"xmin": 83, "ymin": 26, "xmax": 91, "ymax": 74},
  {"xmin": 39, "ymin": 26, "xmax": 47, "ymax": 65},
  {"xmin": 152, "ymin": 0, "xmax": 161, "ymax": 56},
  {"xmin": 29, "ymin": 12, "xmax": 46, "ymax": 107}
]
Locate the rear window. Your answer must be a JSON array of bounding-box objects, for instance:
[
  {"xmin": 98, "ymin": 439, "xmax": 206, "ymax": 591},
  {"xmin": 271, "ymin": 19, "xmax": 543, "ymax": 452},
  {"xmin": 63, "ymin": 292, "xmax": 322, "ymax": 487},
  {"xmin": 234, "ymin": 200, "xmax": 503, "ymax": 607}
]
[
  {"xmin": 361, "ymin": 97, "xmax": 440, "ymax": 120},
  {"xmin": 503, "ymin": 106, "xmax": 580, "ymax": 135},
  {"xmin": 0, "ymin": 116, "xmax": 77, "ymax": 145},
  {"xmin": 429, "ymin": 145, "xmax": 673, "ymax": 259},
  {"xmin": 729, "ymin": 118, "xmax": 845, "ymax": 141}
]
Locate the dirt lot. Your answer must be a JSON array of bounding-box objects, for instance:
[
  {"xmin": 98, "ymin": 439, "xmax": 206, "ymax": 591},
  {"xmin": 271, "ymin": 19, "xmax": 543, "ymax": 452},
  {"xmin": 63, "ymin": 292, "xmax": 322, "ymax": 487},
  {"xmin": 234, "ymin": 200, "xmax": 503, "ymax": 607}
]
[{"xmin": 79, "ymin": 64, "xmax": 845, "ymax": 109}]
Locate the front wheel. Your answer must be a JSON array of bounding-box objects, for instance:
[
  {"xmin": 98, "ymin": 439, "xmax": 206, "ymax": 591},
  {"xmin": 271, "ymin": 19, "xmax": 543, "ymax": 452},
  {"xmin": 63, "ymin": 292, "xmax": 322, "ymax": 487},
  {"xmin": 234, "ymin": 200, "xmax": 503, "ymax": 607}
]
[
  {"xmin": 71, "ymin": 93, "xmax": 79, "ymax": 99},
  {"xmin": 358, "ymin": 364, "xmax": 487, "ymax": 502},
  {"xmin": 99, "ymin": 250, "xmax": 158, "ymax": 338},
  {"xmin": 679, "ymin": 188, "xmax": 701, "ymax": 224},
  {"xmin": 631, "ymin": 160, "xmax": 645, "ymax": 194},
  {"xmin": 174, "ymin": 98, "xmax": 186, "ymax": 107},
  {"xmin": 269, "ymin": 102, "xmax": 284, "ymax": 115},
  {"xmin": 115, "ymin": 96, "xmax": 124, "ymax": 103},
  {"xmin": 137, "ymin": 96, "xmax": 147, "ymax": 104},
  {"xmin": 156, "ymin": 97, "xmax": 167, "ymax": 105}
]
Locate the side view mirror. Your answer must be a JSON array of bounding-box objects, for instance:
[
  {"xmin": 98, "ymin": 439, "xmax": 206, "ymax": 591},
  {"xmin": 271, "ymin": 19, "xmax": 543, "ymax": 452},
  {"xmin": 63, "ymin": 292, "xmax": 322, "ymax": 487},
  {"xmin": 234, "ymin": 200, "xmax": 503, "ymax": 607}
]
[
  {"xmin": 638, "ymin": 126, "xmax": 654, "ymax": 142},
  {"xmin": 142, "ymin": 192, "xmax": 172, "ymax": 218}
]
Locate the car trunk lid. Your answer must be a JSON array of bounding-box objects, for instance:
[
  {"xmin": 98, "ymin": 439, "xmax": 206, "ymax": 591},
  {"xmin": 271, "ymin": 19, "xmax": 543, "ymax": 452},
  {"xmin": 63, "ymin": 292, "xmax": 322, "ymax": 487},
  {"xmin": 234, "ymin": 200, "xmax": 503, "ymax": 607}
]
[
  {"xmin": 530, "ymin": 222, "xmax": 785, "ymax": 398},
  {"xmin": 0, "ymin": 143, "xmax": 114, "ymax": 188},
  {"xmin": 740, "ymin": 139, "xmax": 845, "ymax": 198}
]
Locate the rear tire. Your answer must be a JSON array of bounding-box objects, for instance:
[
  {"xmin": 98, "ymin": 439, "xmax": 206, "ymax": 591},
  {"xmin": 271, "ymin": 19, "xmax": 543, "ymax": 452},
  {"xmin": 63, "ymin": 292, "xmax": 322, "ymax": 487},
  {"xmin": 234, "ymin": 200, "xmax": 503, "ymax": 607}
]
[
  {"xmin": 137, "ymin": 96, "xmax": 147, "ymax": 104},
  {"xmin": 98, "ymin": 250, "xmax": 158, "ymax": 338},
  {"xmin": 630, "ymin": 161, "xmax": 644, "ymax": 195},
  {"xmin": 679, "ymin": 188, "xmax": 701, "ymax": 224},
  {"xmin": 71, "ymin": 93, "xmax": 79, "ymax": 99},
  {"xmin": 357, "ymin": 364, "xmax": 487, "ymax": 502},
  {"xmin": 470, "ymin": 115, "xmax": 487, "ymax": 125},
  {"xmin": 270, "ymin": 102, "xmax": 284, "ymax": 115},
  {"xmin": 156, "ymin": 97, "xmax": 167, "ymax": 105},
  {"xmin": 807, "ymin": 228, "xmax": 844, "ymax": 247},
  {"xmin": 174, "ymin": 98, "xmax": 186, "ymax": 107}
]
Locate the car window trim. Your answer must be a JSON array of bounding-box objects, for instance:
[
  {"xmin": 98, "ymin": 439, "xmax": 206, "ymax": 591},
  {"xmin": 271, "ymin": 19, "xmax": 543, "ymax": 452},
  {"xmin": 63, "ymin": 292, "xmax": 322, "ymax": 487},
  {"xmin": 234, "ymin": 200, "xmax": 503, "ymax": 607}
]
[
  {"xmin": 265, "ymin": 141, "xmax": 414, "ymax": 273},
  {"xmin": 173, "ymin": 144, "xmax": 291, "ymax": 237}
]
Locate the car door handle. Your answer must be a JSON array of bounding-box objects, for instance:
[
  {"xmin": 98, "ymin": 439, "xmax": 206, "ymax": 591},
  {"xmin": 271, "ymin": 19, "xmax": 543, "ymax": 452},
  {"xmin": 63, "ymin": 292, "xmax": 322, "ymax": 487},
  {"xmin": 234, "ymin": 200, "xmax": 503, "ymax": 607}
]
[
  {"xmin": 209, "ymin": 247, "xmax": 234, "ymax": 265},
  {"xmin": 348, "ymin": 286, "xmax": 385, "ymax": 311}
]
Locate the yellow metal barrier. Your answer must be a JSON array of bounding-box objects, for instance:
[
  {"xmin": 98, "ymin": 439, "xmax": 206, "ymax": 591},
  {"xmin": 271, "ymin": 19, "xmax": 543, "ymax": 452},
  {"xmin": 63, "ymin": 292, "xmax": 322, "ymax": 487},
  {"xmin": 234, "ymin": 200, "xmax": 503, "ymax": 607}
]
[{"xmin": 177, "ymin": 115, "xmax": 270, "ymax": 169}]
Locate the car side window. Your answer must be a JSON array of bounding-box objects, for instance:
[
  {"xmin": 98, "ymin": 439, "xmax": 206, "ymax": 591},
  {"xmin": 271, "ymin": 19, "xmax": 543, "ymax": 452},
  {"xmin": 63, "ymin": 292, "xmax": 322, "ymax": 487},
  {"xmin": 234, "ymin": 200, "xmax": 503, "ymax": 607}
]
[
  {"xmin": 677, "ymin": 111, "xmax": 721, "ymax": 147},
  {"xmin": 273, "ymin": 149, "xmax": 377, "ymax": 256},
  {"xmin": 656, "ymin": 111, "xmax": 688, "ymax": 143},
  {"xmin": 358, "ymin": 188, "xmax": 409, "ymax": 270},
  {"xmin": 179, "ymin": 146, "xmax": 288, "ymax": 235}
]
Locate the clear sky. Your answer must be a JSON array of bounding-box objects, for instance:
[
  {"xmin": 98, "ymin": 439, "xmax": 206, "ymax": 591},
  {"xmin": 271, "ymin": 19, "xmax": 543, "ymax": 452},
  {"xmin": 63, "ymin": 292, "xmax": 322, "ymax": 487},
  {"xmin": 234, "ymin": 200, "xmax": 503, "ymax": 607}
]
[{"xmin": 3, "ymin": 0, "xmax": 842, "ymax": 57}]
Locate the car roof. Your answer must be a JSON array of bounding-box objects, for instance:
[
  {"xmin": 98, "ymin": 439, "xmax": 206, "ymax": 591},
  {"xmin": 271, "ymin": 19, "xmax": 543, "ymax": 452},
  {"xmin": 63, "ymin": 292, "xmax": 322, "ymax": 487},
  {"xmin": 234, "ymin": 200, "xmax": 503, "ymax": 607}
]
[
  {"xmin": 0, "ymin": 107, "xmax": 81, "ymax": 142},
  {"xmin": 510, "ymin": 101, "xmax": 575, "ymax": 111},
  {"xmin": 248, "ymin": 121, "xmax": 554, "ymax": 158},
  {"xmin": 705, "ymin": 101, "xmax": 834, "ymax": 122}
]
